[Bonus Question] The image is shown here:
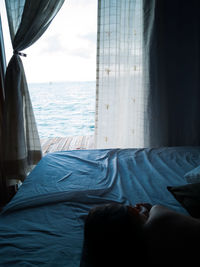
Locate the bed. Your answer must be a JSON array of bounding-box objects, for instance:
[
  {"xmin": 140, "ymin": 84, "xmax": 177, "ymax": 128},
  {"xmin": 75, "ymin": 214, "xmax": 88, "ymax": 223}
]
[{"xmin": 0, "ymin": 146, "xmax": 200, "ymax": 266}]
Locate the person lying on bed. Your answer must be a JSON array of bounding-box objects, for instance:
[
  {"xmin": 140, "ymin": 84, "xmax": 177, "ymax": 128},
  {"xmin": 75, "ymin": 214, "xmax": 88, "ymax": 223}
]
[{"xmin": 81, "ymin": 203, "xmax": 200, "ymax": 266}]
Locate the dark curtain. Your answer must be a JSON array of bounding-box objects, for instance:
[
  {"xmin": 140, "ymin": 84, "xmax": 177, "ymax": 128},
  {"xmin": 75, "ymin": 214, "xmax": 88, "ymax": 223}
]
[
  {"xmin": 2, "ymin": 0, "xmax": 65, "ymax": 184},
  {"xmin": 0, "ymin": 15, "xmax": 6, "ymax": 125},
  {"xmin": 1, "ymin": 0, "xmax": 65, "ymax": 206},
  {"xmin": 0, "ymin": 15, "xmax": 7, "ymax": 206},
  {"xmin": 143, "ymin": 0, "xmax": 200, "ymax": 147}
]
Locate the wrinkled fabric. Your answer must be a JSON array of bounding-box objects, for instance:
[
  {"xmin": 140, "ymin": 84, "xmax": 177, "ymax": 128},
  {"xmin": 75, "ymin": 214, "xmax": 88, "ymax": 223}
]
[{"xmin": 0, "ymin": 147, "xmax": 200, "ymax": 266}]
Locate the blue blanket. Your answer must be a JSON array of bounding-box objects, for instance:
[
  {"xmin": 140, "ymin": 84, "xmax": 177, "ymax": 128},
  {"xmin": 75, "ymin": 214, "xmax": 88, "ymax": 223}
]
[{"xmin": 0, "ymin": 147, "xmax": 200, "ymax": 266}]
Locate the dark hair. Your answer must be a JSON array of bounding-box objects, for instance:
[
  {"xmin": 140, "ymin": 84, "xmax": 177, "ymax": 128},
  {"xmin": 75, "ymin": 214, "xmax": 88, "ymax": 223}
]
[{"xmin": 81, "ymin": 203, "xmax": 147, "ymax": 267}]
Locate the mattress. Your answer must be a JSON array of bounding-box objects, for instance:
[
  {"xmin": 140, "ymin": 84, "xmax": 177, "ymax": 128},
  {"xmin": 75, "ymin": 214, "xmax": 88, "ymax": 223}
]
[{"xmin": 0, "ymin": 147, "xmax": 200, "ymax": 266}]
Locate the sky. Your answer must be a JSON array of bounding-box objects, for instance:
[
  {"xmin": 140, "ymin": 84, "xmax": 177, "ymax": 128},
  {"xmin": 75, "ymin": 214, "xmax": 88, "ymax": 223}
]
[{"xmin": 0, "ymin": 0, "xmax": 97, "ymax": 83}]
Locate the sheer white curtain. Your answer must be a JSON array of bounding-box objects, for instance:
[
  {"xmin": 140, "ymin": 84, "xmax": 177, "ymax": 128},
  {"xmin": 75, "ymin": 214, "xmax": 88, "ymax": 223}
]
[
  {"xmin": 95, "ymin": 0, "xmax": 144, "ymax": 149},
  {"xmin": 2, "ymin": 0, "xmax": 64, "ymax": 183}
]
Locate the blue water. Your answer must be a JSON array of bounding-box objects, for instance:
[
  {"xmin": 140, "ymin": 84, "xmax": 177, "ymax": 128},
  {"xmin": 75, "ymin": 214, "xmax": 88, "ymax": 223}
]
[{"xmin": 29, "ymin": 81, "xmax": 96, "ymax": 139}]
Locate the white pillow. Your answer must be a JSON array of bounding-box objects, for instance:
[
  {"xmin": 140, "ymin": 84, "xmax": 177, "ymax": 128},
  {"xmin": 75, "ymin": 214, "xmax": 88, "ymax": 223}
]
[{"xmin": 184, "ymin": 165, "xmax": 200, "ymax": 183}]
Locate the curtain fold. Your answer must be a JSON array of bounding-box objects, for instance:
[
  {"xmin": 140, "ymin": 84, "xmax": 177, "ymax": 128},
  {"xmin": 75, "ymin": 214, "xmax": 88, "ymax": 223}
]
[
  {"xmin": 6, "ymin": 0, "xmax": 65, "ymax": 51},
  {"xmin": 0, "ymin": 15, "xmax": 7, "ymax": 206},
  {"xmin": 95, "ymin": 0, "xmax": 144, "ymax": 149},
  {"xmin": 0, "ymin": 15, "xmax": 6, "ymax": 125},
  {"xmin": 96, "ymin": 0, "xmax": 200, "ymax": 149},
  {"xmin": 2, "ymin": 0, "xmax": 65, "ymax": 183},
  {"xmin": 143, "ymin": 0, "xmax": 200, "ymax": 147}
]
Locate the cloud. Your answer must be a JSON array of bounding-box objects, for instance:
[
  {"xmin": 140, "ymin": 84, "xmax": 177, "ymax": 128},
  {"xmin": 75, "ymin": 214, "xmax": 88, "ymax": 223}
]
[
  {"xmin": 35, "ymin": 33, "xmax": 96, "ymax": 59},
  {"xmin": 29, "ymin": 0, "xmax": 97, "ymax": 58},
  {"xmin": 79, "ymin": 32, "xmax": 97, "ymax": 45},
  {"xmin": 37, "ymin": 34, "xmax": 65, "ymax": 54},
  {"xmin": 68, "ymin": 47, "xmax": 94, "ymax": 59},
  {"xmin": 23, "ymin": 0, "xmax": 97, "ymax": 82}
]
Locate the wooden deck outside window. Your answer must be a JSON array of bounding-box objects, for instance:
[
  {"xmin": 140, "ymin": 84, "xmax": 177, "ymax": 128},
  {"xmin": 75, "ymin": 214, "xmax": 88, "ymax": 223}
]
[{"xmin": 41, "ymin": 135, "xmax": 94, "ymax": 155}]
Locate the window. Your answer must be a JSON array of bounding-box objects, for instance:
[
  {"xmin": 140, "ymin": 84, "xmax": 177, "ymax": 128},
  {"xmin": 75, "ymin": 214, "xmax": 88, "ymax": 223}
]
[{"xmin": 1, "ymin": 0, "xmax": 97, "ymax": 150}]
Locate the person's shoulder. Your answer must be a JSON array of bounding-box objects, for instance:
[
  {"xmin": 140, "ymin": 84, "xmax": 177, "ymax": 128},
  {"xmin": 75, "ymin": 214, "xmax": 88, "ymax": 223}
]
[
  {"xmin": 147, "ymin": 204, "xmax": 200, "ymax": 233},
  {"xmin": 148, "ymin": 205, "xmax": 173, "ymax": 223}
]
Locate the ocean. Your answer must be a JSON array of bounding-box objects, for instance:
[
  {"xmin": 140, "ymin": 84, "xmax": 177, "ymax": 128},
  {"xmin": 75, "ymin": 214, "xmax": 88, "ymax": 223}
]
[{"xmin": 29, "ymin": 81, "xmax": 96, "ymax": 139}]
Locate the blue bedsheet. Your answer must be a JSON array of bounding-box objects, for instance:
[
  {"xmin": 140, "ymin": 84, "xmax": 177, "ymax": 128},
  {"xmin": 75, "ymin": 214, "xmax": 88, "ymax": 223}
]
[{"xmin": 0, "ymin": 147, "xmax": 200, "ymax": 266}]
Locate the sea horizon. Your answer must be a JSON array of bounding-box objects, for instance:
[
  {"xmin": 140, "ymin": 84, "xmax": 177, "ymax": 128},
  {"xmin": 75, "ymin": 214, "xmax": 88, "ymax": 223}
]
[
  {"xmin": 29, "ymin": 81, "xmax": 96, "ymax": 139},
  {"xmin": 29, "ymin": 80, "xmax": 96, "ymax": 85}
]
